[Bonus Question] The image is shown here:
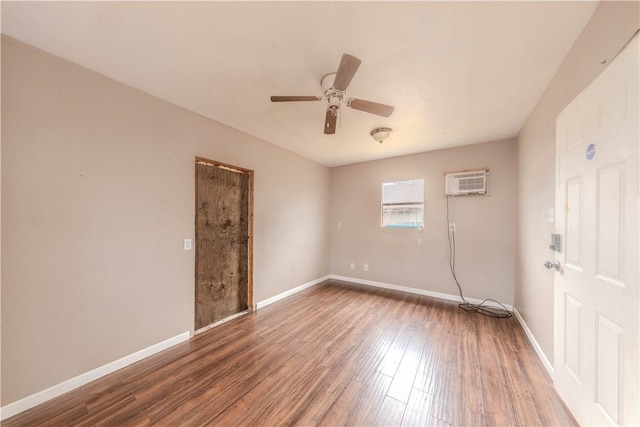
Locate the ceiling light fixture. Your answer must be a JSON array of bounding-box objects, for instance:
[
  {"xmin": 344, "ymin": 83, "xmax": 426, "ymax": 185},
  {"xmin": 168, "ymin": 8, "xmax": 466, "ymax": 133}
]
[{"xmin": 370, "ymin": 127, "xmax": 393, "ymax": 144}]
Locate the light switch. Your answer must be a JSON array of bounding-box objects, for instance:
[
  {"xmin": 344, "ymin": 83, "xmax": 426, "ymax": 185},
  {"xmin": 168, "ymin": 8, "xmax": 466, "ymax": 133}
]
[{"xmin": 184, "ymin": 239, "xmax": 193, "ymax": 250}]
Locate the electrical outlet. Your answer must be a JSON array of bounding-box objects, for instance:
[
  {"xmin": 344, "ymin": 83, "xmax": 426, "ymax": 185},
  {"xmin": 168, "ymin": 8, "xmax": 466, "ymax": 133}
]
[
  {"xmin": 350, "ymin": 262, "xmax": 355, "ymax": 270},
  {"xmin": 449, "ymin": 223, "xmax": 456, "ymax": 232},
  {"xmin": 416, "ymin": 238, "xmax": 422, "ymax": 245},
  {"xmin": 364, "ymin": 264, "xmax": 369, "ymax": 272},
  {"xmin": 337, "ymin": 222, "xmax": 342, "ymax": 229}
]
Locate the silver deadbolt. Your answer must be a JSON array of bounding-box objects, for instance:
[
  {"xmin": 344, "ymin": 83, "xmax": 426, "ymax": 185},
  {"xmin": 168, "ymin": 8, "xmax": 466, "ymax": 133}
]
[{"xmin": 544, "ymin": 260, "xmax": 561, "ymax": 271}]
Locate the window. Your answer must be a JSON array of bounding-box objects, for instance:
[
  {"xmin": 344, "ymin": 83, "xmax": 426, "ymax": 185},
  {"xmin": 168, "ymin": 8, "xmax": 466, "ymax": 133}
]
[{"xmin": 381, "ymin": 179, "xmax": 424, "ymax": 228}]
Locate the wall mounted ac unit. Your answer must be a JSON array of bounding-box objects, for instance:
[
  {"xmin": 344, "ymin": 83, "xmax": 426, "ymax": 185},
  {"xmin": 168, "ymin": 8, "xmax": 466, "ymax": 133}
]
[{"xmin": 444, "ymin": 169, "xmax": 488, "ymax": 196}]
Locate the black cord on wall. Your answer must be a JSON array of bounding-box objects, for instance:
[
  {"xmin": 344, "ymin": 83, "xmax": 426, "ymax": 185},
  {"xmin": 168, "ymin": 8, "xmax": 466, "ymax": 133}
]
[{"xmin": 446, "ymin": 195, "xmax": 512, "ymax": 318}]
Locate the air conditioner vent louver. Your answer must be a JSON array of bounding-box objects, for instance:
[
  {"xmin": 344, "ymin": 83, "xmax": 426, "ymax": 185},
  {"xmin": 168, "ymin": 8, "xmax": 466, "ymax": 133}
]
[{"xmin": 444, "ymin": 170, "xmax": 488, "ymax": 196}]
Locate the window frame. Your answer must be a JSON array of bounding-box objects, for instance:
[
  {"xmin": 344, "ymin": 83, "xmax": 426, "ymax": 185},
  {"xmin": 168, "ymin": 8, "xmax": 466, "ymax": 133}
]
[{"xmin": 380, "ymin": 178, "xmax": 425, "ymax": 229}]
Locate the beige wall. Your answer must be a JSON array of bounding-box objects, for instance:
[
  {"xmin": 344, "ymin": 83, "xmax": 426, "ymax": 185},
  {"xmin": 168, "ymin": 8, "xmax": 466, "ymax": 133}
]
[
  {"xmin": 330, "ymin": 138, "xmax": 516, "ymax": 304},
  {"xmin": 0, "ymin": 36, "xmax": 330, "ymax": 405},
  {"xmin": 4, "ymin": 0, "xmax": 638, "ymax": 411},
  {"xmin": 515, "ymin": 1, "xmax": 639, "ymax": 363}
]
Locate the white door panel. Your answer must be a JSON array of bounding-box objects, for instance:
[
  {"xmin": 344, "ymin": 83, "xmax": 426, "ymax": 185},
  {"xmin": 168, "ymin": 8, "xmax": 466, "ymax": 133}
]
[{"xmin": 555, "ymin": 34, "xmax": 638, "ymax": 426}]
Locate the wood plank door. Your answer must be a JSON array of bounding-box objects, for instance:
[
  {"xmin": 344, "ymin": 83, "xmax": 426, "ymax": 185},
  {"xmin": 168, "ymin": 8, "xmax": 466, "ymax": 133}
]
[
  {"xmin": 554, "ymin": 33, "xmax": 638, "ymax": 426},
  {"xmin": 195, "ymin": 158, "xmax": 253, "ymax": 331}
]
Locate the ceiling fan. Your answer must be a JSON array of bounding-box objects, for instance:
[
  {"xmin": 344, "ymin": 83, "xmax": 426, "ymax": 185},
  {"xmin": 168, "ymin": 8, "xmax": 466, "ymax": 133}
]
[{"xmin": 270, "ymin": 54, "xmax": 395, "ymax": 135}]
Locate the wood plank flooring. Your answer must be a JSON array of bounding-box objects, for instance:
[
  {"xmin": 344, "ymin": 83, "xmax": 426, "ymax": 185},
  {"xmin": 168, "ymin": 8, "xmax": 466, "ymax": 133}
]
[{"xmin": 4, "ymin": 280, "xmax": 576, "ymax": 426}]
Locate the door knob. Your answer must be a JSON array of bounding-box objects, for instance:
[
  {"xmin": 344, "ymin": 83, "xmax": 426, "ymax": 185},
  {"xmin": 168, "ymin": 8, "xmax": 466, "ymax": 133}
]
[{"xmin": 544, "ymin": 260, "xmax": 561, "ymax": 271}]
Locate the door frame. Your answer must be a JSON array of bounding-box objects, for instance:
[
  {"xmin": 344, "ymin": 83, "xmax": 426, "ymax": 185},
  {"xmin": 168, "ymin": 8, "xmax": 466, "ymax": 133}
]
[{"xmin": 194, "ymin": 156, "xmax": 254, "ymax": 327}]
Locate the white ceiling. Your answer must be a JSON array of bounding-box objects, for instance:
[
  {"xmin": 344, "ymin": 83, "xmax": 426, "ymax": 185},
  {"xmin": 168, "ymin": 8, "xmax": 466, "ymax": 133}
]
[{"xmin": 2, "ymin": 1, "xmax": 597, "ymax": 167}]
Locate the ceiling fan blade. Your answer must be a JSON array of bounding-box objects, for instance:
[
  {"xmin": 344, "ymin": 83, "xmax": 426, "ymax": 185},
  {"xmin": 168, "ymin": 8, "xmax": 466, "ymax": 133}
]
[
  {"xmin": 347, "ymin": 98, "xmax": 395, "ymax": 117},
  {"xmin": 324, "ymin": 109, "xmax": 337, "ymax": 134},
  {"xmin": 333, "ymin": 54, "xmax": 361, "ymax": 91},
  {"xmin": 271, "ymin": 96, "xmax": 322, "ymax": 102}
]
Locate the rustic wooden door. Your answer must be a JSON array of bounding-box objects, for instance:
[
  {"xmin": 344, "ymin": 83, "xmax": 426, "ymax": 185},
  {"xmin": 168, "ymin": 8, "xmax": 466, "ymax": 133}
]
[{"xmin": 195, "ymin": 158, "xmax": 252, "ymax": 331}]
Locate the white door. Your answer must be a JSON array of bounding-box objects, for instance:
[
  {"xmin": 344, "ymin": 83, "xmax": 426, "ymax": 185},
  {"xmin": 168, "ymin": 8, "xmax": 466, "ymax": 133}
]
[{"xmin": 554, "ymin": 33, "xmax": 639, "ymax": 426}]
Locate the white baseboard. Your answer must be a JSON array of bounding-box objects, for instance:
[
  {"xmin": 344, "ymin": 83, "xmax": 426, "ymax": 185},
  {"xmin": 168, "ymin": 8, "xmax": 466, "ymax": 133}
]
[
  {"xmin": 1, "ymin": 331, "xmax": 190, "ymax": 421},
  {"xmin": 256, "ymin": 275, "xmax": 331, "ymax": 309},
  {"xmin": 513, "ymin": 307, "xmax": 554, "ymax": 376},
  {"xmin": 329, "ymin": 275, "xmax": 514, "ymax": 311},
  {"xmin": 195, "ymin": 310, "xmax": 250, "ymax": 335}
]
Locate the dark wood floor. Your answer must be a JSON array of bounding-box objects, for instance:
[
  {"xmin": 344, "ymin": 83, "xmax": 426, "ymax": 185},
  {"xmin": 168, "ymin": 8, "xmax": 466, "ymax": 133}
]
[{"xmin": 4, "ymin": 280, "xmax": 576, "ymax": 426}]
